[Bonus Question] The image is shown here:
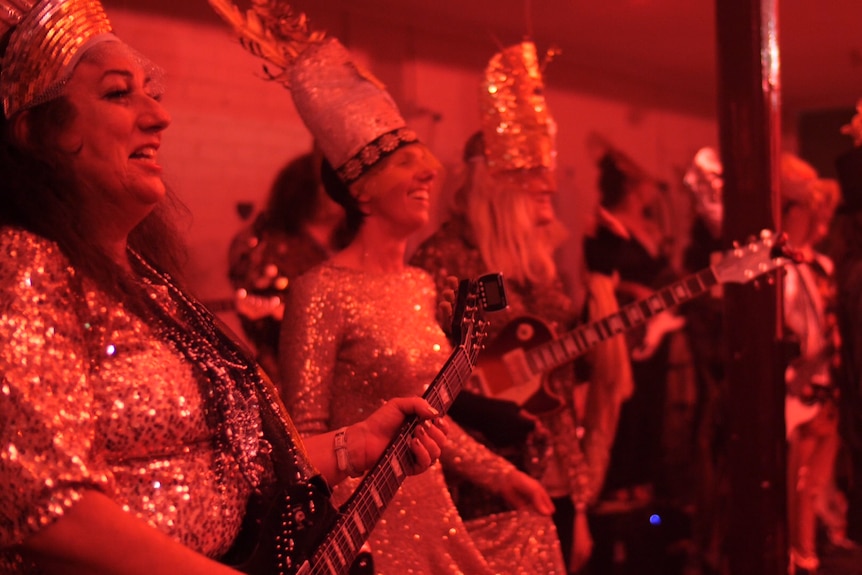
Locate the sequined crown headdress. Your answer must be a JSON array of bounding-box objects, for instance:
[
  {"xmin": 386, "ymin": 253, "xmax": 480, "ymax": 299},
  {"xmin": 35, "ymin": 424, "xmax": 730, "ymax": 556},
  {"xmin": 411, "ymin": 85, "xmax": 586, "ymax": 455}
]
[
  {"xmin": 480, "ymin": 41, "xmax": 557, "ymax": 174},
  {"xmin": 209, "ymin": 0, "xmax": 417, "ymax": 185},
  {"xmin": 0, "ymin": 0, "xmax": 114, "ymax": 118}
]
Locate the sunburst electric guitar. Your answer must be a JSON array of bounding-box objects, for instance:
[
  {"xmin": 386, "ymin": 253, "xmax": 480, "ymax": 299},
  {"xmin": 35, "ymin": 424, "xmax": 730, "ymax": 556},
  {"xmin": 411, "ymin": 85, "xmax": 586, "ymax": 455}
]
[
  {"xmin": 229, "ymin": 274, "xmax": 507, "ymax": 575},
  {"xmin": 473, "ymin": 231, "xmax": 794, "ymax": 413}
]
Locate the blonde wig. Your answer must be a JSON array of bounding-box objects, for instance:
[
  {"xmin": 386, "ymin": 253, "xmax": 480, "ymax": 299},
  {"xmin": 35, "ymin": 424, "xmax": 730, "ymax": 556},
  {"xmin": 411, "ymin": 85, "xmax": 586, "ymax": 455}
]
[{"xmin": 465, "ymin": 160, "xmax": 567, "ymax": 286}]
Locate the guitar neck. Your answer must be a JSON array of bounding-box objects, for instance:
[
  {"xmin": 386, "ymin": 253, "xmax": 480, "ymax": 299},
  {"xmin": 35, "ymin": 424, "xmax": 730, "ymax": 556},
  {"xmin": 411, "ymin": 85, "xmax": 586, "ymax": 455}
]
[
  {"xmin": 307, "ymin": 346, "xmax": 475, "ymax": 575},
  {"xmin": 525, "ymin": 267, "xmax": 719, "ymax": 376}
]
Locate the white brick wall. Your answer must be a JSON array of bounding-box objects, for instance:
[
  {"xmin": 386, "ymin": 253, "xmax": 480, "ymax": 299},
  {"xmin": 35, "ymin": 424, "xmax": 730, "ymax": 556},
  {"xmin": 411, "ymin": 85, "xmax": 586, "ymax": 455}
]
[{"xmin": 107, "ymin": 7, "xmax": 717, "ymax": 325}]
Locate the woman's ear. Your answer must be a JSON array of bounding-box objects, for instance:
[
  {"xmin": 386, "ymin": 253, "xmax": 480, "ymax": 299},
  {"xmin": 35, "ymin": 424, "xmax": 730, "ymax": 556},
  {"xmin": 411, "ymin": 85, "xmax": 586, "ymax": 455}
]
[
  {"xmin": 10, "ymin": 111, "xmax": 32, "ymax": 149},
  {"xmin": 11, "ymin": 108, "xmax": 80, "ymax": 155},
  {"xmin": 349, "ymin": 180, "xmax": 373, "ymax": 216}
]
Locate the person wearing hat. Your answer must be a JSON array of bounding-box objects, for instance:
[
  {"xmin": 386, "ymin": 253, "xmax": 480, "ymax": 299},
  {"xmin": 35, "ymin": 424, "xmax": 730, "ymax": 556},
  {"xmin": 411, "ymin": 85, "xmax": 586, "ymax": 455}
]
[
  {"xmin": 209, "ymin": 9, "xmax": 569, "ymax": 574},
  {"xmin": 411, "ymin": 41, "xmax": 633, "ymax": 574},
  {"xmin": 0, "ymin": 1, "xmax": 450, "ymax": 573},
  {"xmin": 780, "ymin": 152, "xmax": 845, "ymax": 575},
  {"xmin": 581, "ymin": 146, "xmax": 691, "ymax": 573},
  {"xmin": 677, "ymin": 146, "xmax": 729, "ymax": 574},
  {"xmin": 832, "ymin": 106, "xmax": 862, "ymax": 548}
]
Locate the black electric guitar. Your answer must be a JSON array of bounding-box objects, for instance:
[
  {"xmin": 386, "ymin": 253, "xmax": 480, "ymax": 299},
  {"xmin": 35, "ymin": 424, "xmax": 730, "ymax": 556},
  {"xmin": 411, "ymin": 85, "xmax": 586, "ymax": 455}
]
[
  {"xmin": 472, "ymin": 231, "xmax": 795, "ymax": 414},
  {"xmin": 230, "ymin": 273, "xmax": 507, "ymax": 575}
]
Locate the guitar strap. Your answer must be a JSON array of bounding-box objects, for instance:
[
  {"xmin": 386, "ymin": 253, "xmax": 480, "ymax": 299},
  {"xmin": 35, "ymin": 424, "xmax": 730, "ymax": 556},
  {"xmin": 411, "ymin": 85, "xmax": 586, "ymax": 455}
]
[{"xmin": 251, "ymin": 364, "xmax": 324, "ymax": 484}]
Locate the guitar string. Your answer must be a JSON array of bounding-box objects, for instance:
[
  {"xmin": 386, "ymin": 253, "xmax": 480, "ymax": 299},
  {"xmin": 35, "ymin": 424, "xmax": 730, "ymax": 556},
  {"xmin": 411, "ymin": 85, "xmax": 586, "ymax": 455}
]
[
  {"xmin": 310, "ymin": 347, "xmax": 478, "ymax": 574},
  {"xmin": 526, "ymin": 267, "xmax": 715, "ymax": 376}
]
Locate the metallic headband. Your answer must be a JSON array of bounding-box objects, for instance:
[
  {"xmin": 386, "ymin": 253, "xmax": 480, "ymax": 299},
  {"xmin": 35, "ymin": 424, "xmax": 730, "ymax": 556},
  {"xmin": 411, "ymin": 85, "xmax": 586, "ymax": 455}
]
[{"xmin": 0, "ymin": 0, "xmax": 113, "ymax": 118}]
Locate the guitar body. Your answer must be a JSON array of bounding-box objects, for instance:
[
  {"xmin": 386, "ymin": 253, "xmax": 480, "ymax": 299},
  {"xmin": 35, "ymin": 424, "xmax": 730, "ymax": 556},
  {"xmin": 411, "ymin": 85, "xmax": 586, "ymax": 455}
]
[
  {"xmin": 473, "ymin": 316, "xmax": 563, "ymax": 414},
  {"xmin": 472, "ymin": 232, "xmax": 794, "ymax": 417},
  {"xmin": 228, "ymin": 478, "xmax": 372, "ymax": 575}
]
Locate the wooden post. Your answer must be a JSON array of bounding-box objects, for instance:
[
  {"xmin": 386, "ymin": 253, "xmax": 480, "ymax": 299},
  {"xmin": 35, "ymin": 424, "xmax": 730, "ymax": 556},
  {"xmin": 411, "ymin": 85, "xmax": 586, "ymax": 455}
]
[{"xmin": 715, "ymin": 0, "xmax": 787, "ymax": 574}]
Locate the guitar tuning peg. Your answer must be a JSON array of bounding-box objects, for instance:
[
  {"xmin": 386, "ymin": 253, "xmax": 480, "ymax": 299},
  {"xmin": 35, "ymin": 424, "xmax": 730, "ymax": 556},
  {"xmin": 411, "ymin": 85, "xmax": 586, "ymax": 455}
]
[
  {"xmin": 752, "ymin": 279, "xmax": 761, "ymax": 290},
  {"xmin": 760, "ymin": 229, "xmax": 773, "ymax": 240},
  {"xmin": 732, "ymin": 240, "xmax": 741, "ymax": 249},
  {"xmin": 766, "ymin": 275, "xmax": 775, "ymax": 286}
]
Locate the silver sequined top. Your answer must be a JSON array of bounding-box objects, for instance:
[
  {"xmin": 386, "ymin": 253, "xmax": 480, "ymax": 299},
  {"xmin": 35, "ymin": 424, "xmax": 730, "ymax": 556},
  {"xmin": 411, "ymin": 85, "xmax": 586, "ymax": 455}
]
[
  {"xmin": 279, "ymin": 262, "xmax": 564, "ymax": 575},
  {"xmin": 0, "ymin": 228, "xmax": 256, "ymax": 572}
]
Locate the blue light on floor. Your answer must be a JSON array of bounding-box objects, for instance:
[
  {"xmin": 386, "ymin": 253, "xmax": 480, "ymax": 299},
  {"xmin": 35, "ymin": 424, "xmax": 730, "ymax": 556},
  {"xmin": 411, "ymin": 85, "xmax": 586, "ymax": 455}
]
[{"xmin": 649, "ymin": 513, "xmax": 662, "ymax": 526}]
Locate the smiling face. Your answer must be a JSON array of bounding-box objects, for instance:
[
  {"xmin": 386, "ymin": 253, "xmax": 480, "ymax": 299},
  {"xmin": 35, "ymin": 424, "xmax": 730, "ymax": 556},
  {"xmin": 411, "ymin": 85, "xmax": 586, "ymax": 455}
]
[
  {"xmin": 351, "ymin": 143, "xmax": 441, "ymax": 235},
  {"xmin": 53, "ymin": 40, "xmax": 171, "ymax": 229}
]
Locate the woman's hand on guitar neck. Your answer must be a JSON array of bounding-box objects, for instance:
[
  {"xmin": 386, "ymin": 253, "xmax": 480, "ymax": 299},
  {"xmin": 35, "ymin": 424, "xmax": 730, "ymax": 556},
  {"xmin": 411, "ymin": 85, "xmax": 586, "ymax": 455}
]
[
  {"xmin": 305, "ymin": 398, "xmax": 447, "ymax": 485},
  {"xmin": 351, "ymin": 398, "xmax": 448, "ymax": 478}
]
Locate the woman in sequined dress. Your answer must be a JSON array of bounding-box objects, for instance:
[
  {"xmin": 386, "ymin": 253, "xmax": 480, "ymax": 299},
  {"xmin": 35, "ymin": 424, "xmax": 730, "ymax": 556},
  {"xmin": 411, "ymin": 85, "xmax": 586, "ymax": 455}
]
[
  {"xmin": 0, "ymin": 2, "xmax": 447, "ymax": 573},
  {"xmin": 278, "ymin": 138, "xmax": 566, "ymax": 574}
]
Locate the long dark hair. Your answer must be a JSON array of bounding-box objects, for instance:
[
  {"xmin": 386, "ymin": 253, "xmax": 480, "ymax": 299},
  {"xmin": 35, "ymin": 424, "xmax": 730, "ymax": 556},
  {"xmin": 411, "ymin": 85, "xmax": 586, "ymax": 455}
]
[
  {"xmin": 320, "ymin": 156, "xmax": 365, "ymax": 240},
  {"xmin": 261, "ymin": 151, "xmax": 321, "ymax": 235},
  {"xmin": 0, "ymin": 94, "xmax": 189, "ymax": 303}
]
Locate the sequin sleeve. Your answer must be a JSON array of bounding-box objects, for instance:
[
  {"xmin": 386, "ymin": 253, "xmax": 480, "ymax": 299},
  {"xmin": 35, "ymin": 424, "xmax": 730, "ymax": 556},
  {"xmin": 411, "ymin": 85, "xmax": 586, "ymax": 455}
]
[
  {"xmin": 0, "ymin": 230, "xmax": 112, "ymax": 548},
  {"xmin": 277, "ymin": 267, "xmax": 342, "ymax": 436},
  {"xmin": 441, "ymin": 417, "xmax": 517, "ymax": 490}
]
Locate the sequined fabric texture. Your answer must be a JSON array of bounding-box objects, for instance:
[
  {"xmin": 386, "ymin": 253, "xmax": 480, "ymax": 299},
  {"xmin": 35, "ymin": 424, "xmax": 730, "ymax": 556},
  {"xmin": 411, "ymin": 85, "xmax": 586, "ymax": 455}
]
[
  {"xmin": 289, "ymin": 39, "xmax": 412, "ymax": 176},
  {"xmin": 0, "ymin": 229, "xmax": 256, "ymax": 572},
  {"xmin": 279, "ymin": 262, "xmax": 564, "ymax": 574},
  {"xmin": 0, "ymin": 0, "xmax": 114, "ymax": 117},
  {"xmin": 480, "ymin": 41, "xmax": 557, "ymax": 174}
]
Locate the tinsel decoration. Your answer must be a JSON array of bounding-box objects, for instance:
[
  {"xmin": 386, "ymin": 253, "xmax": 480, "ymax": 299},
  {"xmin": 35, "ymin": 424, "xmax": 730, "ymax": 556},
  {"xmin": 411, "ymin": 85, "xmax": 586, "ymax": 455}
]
[{"xmin": 207, "ymin": 0, "xmax": 325, "ymax": 85}]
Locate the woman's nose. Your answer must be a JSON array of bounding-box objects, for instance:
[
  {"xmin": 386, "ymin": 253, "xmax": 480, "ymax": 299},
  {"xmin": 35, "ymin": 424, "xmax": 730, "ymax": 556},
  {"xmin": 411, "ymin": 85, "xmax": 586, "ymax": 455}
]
[
  {"xmin": 139, "ymin": 95, "xmax": 171, "ymax": 132},
  {"xmin": 419, "ymin": 152, "xmax": 443, "ymax": 181}
]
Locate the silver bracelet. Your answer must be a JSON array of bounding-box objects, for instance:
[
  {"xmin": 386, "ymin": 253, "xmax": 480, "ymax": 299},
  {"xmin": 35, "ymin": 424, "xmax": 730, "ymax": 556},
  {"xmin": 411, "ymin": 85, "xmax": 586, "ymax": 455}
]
[{"xmin": 334, "ymin": 426, "xmax": 363, "ymax": 478}]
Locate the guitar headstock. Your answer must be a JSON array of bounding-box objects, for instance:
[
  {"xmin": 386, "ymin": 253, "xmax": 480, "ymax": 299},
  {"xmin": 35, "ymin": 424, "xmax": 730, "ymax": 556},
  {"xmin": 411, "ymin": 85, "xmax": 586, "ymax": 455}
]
[
  {"xmin": 712, "ymin": 230, "xmax": 798, "ymax": 285},
  {"xmin": 448, "ymin": 273, "xmax": 508, "ymax": 352}
]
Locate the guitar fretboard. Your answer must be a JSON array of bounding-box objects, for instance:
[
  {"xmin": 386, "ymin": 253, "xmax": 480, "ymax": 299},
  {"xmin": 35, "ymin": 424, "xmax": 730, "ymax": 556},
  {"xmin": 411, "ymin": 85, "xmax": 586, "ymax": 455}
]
[
  {"xmin": 307, "ymin": 345, "xmax": 477, "ymax": 575},
  {"xmin": 525, "ymin": 267, "xmax": 719, "ymax": 377}
]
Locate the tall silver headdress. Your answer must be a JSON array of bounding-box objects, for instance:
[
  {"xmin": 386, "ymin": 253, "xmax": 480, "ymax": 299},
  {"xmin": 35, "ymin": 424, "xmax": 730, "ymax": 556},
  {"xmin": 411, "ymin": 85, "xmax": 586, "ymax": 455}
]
[
  {"xmin": 209, "ymin": 0, "xmax": 417, "ymax": 185},
  {"xmin": 0, "ymin": 0, "xmax": 114, "ymax": 118}
]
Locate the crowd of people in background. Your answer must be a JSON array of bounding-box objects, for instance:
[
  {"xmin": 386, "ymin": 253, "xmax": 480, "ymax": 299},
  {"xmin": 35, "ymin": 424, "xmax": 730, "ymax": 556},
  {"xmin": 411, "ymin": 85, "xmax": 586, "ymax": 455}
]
[{"xmin": 3, "ymin": 1, "xmax": 862, "ymax": 575}]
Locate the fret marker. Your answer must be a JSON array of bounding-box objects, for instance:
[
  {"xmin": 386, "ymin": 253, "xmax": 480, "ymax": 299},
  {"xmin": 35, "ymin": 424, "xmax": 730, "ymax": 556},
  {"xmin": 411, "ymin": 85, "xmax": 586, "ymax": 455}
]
[
  {"xmin": 390, "ymin": 457, "xmax": 404, "ymax": 478},
  {"xmin": 583, "ymin": 327, "xmax": 599, "ymax": 346},
  {"xmin": 341, "ymin": 525, "xmax": 357, "ymax": 552},
  {"xmin": 371, "ymin": 486, "xmax": 384, "ymax": 508},
  {"xmin": 353, "ymin": 514, "xmax": 367, "ymax": 534},
  {"xmin": 608, "ymin": 316, "xmax": 625, "ymax": 333},
  {"xmin": 333, "ymin": 542, "xmax": 346, "ymax": 566}
]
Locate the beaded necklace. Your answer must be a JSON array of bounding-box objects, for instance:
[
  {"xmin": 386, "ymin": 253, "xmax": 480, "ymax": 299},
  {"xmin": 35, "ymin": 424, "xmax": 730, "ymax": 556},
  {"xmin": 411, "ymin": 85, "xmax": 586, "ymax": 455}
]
[{"xmin": 128, "ymin": 249, "xmax": 266, "ymax": 487}]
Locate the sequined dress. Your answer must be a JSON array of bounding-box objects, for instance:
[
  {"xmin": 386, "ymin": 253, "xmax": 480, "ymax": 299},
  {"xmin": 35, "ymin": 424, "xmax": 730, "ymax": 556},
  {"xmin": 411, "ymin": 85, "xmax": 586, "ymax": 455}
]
[
  {"xmin": 279, "ymin": 262, "xmax": 564, "ymax": 575},
  {"xmin": 0, "ymin": 228, "xmax": 309, "ymax": 573}
]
